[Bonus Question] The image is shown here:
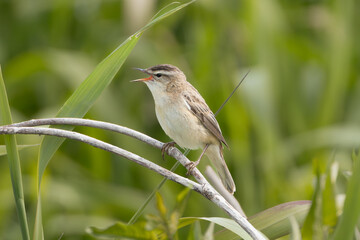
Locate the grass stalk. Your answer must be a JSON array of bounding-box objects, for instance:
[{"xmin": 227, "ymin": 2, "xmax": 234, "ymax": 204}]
[{"xmin": 0, "ymin": 66, "xmax": 30, "ymax": 240}]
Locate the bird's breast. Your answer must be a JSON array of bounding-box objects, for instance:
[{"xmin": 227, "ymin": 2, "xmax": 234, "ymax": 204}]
[{"xmin": 154, "ymin": 99, "xmax": 216, "ymax": 150}]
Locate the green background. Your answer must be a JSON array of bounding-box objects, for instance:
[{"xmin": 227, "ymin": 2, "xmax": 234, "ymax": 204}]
[{"xmin": 0, "ymin": 0, "xmax": 359, "ymax": 239}]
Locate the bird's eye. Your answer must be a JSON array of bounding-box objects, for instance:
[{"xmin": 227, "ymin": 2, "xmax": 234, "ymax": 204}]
[{"xmin": 155, "ymin": 73, "xmax": 162, "ymax": 78}]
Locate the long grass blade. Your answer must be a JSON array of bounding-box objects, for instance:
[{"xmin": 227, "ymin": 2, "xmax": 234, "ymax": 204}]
[
  {"xmin": 332, "ymin": 151, "xmax": 360, "ymax": 240},
  {"xmin": 38, "ymin": 37, "xmax": 140, "ymax": 185},
  {"xmin": 35, "ymin": 1, "xmax": 196, "ymax": 239},
  {"xmin": 0, "ymin": 66, "xmax": 30, "ymax": 240},
  {"xmin": 38, "ymin": 0, "xmax": 197, "ymax": 187},
  {"xmin": 127, "ymin": 156, "xmax": 184, "ymax": 225}
]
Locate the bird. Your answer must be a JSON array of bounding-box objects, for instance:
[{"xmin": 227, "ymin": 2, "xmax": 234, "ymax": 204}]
[{"xmin": 132, "ymin": 64, "xmax": 236, "ymax": 194}]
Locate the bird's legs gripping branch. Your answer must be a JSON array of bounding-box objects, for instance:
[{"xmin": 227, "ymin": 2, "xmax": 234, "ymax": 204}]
[
  {"xmin": 185, "ymin": 144, "xmax": 209, "ymax": 175},
  {"xmin": 161, "ymin": 141, "xmax": 176, "ymax": 160}
]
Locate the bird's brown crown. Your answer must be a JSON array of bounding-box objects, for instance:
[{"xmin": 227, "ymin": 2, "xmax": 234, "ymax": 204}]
[
  {"xmin": 146, "ymin": 64, "xmax": 186, "ymax": 81},
  {"xmin": 147, "ymin": 64, "xmax": 181, "ymax": 73}
]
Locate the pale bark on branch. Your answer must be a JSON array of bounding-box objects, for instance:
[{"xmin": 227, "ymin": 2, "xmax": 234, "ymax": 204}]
[{"xmin": 0, "ymin": 118, "xmax": 266, "ymax": 240}]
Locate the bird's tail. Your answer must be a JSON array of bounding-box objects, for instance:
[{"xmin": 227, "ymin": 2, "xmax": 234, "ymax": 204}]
[{"xmin": 205, "ymin": 144, "xmax": 236, "ymax": 194}]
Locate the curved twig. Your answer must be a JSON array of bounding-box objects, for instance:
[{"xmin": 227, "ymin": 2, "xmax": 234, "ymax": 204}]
[
  {"xmin": 1, "ymin": 118, "xmax": 266, "ymax": 240},
  {"xmin": 0, "ymin": 125, "xmax": 201, "ymax": 192},
  {"xmin": 8, "ymin": 118, "xmax": 163, "ymax": 149}
]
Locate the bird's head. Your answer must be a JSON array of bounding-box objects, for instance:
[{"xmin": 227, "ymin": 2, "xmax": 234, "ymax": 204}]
[{"xmin": 132, "ymin": 64, "xmax": 186, "ymax": 86}]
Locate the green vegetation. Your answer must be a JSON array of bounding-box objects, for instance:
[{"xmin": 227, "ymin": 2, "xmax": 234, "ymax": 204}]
[{"xmin": 0, "ymin": 0, "xmax": 359, "ymax": 239}]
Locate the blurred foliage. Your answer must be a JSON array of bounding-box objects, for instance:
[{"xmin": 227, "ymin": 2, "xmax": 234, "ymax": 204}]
[
  {"xmin": 1, "ymin": 0, "xmax": 360, "ymax": 239},
  {"xmin": 87, "ymin": 189, "xmax": 191, "ymax": 240}
]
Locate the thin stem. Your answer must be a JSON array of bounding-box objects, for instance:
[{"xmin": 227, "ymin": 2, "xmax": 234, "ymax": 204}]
[
  {"xmin": 0, "ymin": 126, "xmax": 202, "ymax": 192},
  {"xmin": 0, "ymin": 66, "xmax": 30, "ymax": 240},
  {"xmin": 128, "ymin": 160, "xmax": 182, "ymax": 225},
  {"xmin": 8, "ymin": 118, "xmax": 163, "ymax": 149},
  {"xmin": 214, "ymin": 70, "xmax": 250, "ymax": 117}
]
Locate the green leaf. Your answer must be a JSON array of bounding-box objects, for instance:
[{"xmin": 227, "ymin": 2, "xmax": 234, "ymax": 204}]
[
  {"xmin": 34, "ymin": 1, "xmax": 196, "ymax": 239},
  {"xmin": 179, "ymin": 201, "xmax": 310, "ymax": 240},
  {"xmin": 171, "ymin": 189, "xmax": 191, "ymax": 225},
  {"xmin": 322, "ymin": 161, "xmax": 337, "ymax": 227},
  {"xmin": 203, "ymin": 222, "xmax": 215, "ymax": 240},
  {"xmin": 0, "ymin": 66, "xmax": 30, "ymax": 240},
  {"xmin": 176, "ymin": 188, "xmax": 192, "ymax": 207},
  {"xmin": 302, "ymin": 157, "xmax": 338, "ymax": 239},
  {"xmin": 249, "ymin": 201, "xmax": 310, "ymax": 239},
  {"xmin": 87, "ymin": 221, "xmax": 161, "ymax": 240},
  {"xmin": 156, "ymin": 192, "xmax": 168, "ymax": 220},
  {"xmin": 187, "ymin": 220, "xmax": 202, "ymax": 240},
  {"xmin": 332, "ymin": 151, "xmax": 360, "ymax": 240},
  {"xmin": 179, "ymin": 217, "xmax": 253, "ymax": 240},
  {"xmin": 302, "ymin": 160, "xmax": 323, "ymax": 240},
  {"xmin": 170, "ymin": 188, "xmax": 192, "ymax": 237},
  {"xmin": 152, "ymin": 189, "xmax": 192, "ymax": 239},
  {"xmin": 37, "ymin": 0, "xmax": 196, "ymax": 187},
  {"xmin": 37, "ymin": 34, "xmax": 140, "ymax": 185},
  {"xmin": 289, "ymin": 216, "xmax": 301, "ymax": 240},
  {"xmin": 138, "ymin": 0, "xmax": 196, "ymax": 34},
  {"xmin": 0, "ymin": 144, "xmax": 39, "ymax": 156},
  {"xmin": 33, "ymin": 196, "xmax": 43, "ymax": 240}
]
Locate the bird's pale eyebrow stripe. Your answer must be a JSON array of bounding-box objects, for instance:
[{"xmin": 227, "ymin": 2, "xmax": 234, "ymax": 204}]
[{"xmin": 153, "ymin": 70, "xmax": 170, "ymax": 75}]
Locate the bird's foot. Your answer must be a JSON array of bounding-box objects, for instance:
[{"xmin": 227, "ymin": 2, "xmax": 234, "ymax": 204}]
[
  {"xmin": 185, "ymin": 144, "xmax": 209, "ymax": 175},
  {"xmin": 161, "ymin": 141, "xmax": 176, "ymax": 160},
  {"xmin": 185, "ymin": 159, "xmax": 200, "ymax": 176}
]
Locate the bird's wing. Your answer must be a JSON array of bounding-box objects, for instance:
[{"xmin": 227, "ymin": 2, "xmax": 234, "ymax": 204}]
[{"xmin": 183, "ymin": 86, "xmax": 228, "ymax": 148}]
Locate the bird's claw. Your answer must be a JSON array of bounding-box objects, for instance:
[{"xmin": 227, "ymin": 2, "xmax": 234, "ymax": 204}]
[
  {"xmin": 161, "ymin": 141, "xmax": 176, "ymax": 160},
  {"xmin": 185, "ymin": 160, "xmax": 200, "ymax": 175},
  {"xmin": 185, "ymin": 145, "xmax": 208, "ymax": 175}
]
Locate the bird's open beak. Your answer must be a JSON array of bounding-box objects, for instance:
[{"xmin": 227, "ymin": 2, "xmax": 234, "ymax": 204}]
[{"xmin": 131, "ymin": 68, "xmax": 153, "ymax": 82}]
